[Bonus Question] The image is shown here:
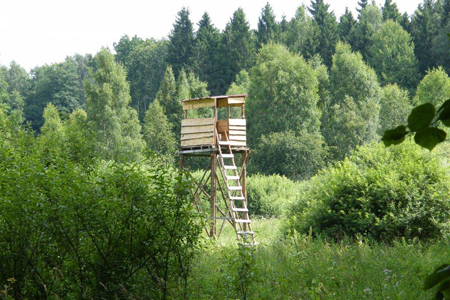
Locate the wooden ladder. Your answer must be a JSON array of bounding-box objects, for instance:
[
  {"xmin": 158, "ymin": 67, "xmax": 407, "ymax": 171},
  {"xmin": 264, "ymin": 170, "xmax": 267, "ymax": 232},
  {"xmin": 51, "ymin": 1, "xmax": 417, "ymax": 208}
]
[{"xmin": 217, "ymin": 133, "xmax": 254, "ymax": 244}]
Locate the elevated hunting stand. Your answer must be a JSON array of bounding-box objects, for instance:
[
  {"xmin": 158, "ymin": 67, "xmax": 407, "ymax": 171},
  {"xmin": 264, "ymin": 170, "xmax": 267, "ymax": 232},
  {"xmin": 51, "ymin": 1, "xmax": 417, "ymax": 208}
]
[{"xmin": 178, "ymin": 94, "xmax": 254, "ymax": 243}]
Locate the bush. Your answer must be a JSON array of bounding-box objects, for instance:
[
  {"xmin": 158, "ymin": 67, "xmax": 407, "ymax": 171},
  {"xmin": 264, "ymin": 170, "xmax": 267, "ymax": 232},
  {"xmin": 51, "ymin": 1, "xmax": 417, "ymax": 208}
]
[
  {"xmin": 285, "ymin": 141, "xmax": 450, "ymax": 242},
  {"xmin": 0, "ymin": 108, "xmax": 202, "ymax": 298},
  {"xmin": 247, "ymin": 174, "xmax": 302, "ymax": 218}
]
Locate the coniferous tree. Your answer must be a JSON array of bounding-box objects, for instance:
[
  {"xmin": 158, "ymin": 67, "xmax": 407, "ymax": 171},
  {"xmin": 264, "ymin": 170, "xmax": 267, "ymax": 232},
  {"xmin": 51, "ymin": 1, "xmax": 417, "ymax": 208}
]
[
  {"xmin": 400, "ymin": 12, "xmax": 412, "ymax": 33},
  {"xmin": 219, "ymin": 8, "xmax": 256, "ymax": 94},
  {"xmin": 338, "ymin": 8, "xmax": 357, "ymax": 46},
  {"xmin": 308, "ymin": 0, "xmax": 339, "ymax": 67},
  {"xmin": 411, "ymin": 0, "xmax": 442, "ymax": 74},
  {"xmin": 353, "ymin": 3, "xmax": 383, "ymax": 60},
  {"xmin": 156, "ymin": 66, "xmax": 180, "ymax": 137},
  {"xmin": 256, "ymin": 2, "xmax": 278, "ymax": 47},
  {"xmin": 382, "ymin": 0, "xmax": 402, "ymax": 22},
  {"xmin": 85, "ymin": 48, "xmax": 144, "ymax": 163},
  {"xmin": 166, "ymin": 7, "xmax": 195, "ymax": 77},
  {"xmin": 357, "ymin": 0, "xmax": 369, "ymax": 13},
  {"xmin": 192, "ymin": 13, "xmax": 221, "ymax": 95},
  {"xmin": 441, "ymin": 0, "xmax": 450, "ymax": 26}
]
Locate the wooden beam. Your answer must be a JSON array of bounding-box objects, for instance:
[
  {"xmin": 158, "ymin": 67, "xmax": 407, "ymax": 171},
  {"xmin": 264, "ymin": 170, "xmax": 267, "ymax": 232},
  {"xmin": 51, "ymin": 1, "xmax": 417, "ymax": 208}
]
[
  {"xmin": 181, "ymin": 124, "xmax": 214, "ymax": 134},
  {"xmin": 181, "ymin": 137, "xmax": 215, "ymax": 147},
  {"xmin": 181, "ymin": 117, "xmax": 215, "ymax": 127},
  {"xmin": 228, "ymin": 119, "xmax": 246, "ymax": 126},
  {"xmin": 181, "ymin": 132, "xmax": 214, "ymax": 141},
  {"xmin": 183, "ymin": 98, "xmax": 215, "ymax": 110}
]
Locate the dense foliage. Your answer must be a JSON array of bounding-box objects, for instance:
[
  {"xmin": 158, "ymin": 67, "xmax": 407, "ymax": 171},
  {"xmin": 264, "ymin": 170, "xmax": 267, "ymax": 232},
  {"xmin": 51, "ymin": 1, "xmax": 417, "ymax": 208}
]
[
  {"xmin": 286, "ymin": 142, "xmax": 450, "ymax": 242},
  {"xmin": 246, "ymin": 174, "xmax": 301, "ymax": 218}
]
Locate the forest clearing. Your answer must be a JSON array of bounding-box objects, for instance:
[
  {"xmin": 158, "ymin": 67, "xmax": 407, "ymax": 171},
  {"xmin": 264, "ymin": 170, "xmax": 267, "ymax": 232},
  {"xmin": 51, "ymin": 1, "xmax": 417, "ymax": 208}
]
[{"xmin": 2, "ymin": 0, "xmax": 450, "ymax": 298}]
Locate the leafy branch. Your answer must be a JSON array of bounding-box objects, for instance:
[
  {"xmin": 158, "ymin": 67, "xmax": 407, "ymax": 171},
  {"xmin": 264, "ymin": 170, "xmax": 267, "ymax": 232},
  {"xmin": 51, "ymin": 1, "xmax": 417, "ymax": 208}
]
[{"xmin": 382, "ymin": 100, "xmax": 450, "ymax": 150}]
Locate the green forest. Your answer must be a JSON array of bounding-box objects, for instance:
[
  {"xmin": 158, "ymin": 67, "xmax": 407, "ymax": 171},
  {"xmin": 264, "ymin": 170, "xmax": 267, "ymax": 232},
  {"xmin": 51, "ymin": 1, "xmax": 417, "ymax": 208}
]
[{"xmin": 3, "ymin": 0, "xmax": 450, "ymax": 298}]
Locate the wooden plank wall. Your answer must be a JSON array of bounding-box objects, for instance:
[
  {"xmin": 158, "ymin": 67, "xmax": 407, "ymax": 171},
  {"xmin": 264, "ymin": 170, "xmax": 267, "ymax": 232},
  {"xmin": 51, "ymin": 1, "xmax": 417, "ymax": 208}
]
[
  {"xmin": 228, "ymin": 119, "xmax": 246, "ymax": 147},
  {"xmin": 181, "ymin": 118, "xmax": 215, "ymax": 147}
]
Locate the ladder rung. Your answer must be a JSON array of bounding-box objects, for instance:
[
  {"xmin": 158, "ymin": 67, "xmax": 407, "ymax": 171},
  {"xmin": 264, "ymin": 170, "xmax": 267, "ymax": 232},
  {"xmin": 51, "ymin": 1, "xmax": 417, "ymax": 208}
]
[
  {"xmin": 230, "ymin": 196, "xmax": 245, "ymax": 200},
  {"xmin": 221, "ymin": 154, "xmax": 234, "ymax": 158},
  {"xmin": 237, "ymin": 231, "xmax": 254, "ymax": 235},
  {"xmin": 227, "ymin": 176, "xmax": 240, "ymax": 180},
  {"xmin": 224, "ymin": 165, "xmax": 237, "ymax": 170},
  {"xmin": 232, "ymin": 208, "xmax": 248, "ymax": 212},
  {"xmin": 229, "ymin": 186, "xmax": 242, "ymax": 190},
  {"xmin": 235, "ymin": 219, "xmax": 251, "ymax": 223},
  {"xmin": 218, "ymin": 140, "xmax": 232, "ymax": 145}
]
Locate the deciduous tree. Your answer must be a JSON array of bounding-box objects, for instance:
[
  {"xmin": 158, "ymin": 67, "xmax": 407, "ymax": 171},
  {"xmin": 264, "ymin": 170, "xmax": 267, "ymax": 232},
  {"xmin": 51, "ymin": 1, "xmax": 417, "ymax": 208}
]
[{"xmin": 85, "ymin": 48, "xmax": 144, "ymax": 162}]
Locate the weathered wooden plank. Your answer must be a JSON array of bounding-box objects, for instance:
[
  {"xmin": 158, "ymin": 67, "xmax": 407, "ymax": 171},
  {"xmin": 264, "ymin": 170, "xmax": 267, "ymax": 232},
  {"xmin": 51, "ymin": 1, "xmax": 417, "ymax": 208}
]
[
  {"xmin": 229, "ymin": 135, "xmax": 246, "ymax": 141},
  {"xmin": 181, "ymin": 132, "xmax": 214, "ymax": 141},
  {"xmin": 228, "ymin": 97, "xmax": 245, "ymax": 104},
  {"xmin": 181, "ymin": 137, "xmax": 215, "ymax": 147},
  {"xmin": 229, "ymin": 130, "xmax": 246, "ymax": 136},
  {"xmin": 229, "ymin": 125, "xmax": 245, "ymax": 131},
  {"xmin": 229, "ymin": 119, "xmax": 246, "ymax": 126},
  {"xmin": 181, "ymin": 124, "xmax": 214, "ymax": 134},
  {"xmin": 183, "ymin": 98, "xmax": 215, "ymax": 110},
  {"xmin": 228, "ymin": 141, "xmax": 246, "ymax": 147},
  {"xmin": 182, "ymin": 118, "xmax": 215, "ymax": 127}
]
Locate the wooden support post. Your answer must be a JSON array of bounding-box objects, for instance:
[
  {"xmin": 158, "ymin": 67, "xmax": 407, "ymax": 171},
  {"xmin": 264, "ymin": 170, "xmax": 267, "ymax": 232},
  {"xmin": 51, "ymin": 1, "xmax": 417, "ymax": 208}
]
[
  {"xmin": 210, "ymin": 153, "xmax": 217, "ymax": 237},
  {"xmin": 241, "ymin": 151, "xmax": 248, "ymax": 231}
]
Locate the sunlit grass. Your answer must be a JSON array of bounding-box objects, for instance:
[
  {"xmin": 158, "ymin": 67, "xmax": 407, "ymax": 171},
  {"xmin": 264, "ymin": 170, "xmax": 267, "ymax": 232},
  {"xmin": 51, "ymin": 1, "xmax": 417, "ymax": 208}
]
[{"xmin": 188, "ymin": 218, "xmax": 447, "ymax": 299}]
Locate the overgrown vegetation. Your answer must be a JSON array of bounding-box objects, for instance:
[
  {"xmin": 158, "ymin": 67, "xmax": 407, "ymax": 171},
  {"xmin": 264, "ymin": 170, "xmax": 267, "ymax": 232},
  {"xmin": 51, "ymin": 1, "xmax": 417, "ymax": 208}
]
[{"xmin": 285, "ymin": 142, "xmax": 450, "ymax": 242}]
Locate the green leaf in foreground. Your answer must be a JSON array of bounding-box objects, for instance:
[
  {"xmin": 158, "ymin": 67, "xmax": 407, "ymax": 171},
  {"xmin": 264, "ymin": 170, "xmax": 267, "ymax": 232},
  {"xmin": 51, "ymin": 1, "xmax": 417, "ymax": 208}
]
[
  {"xmin": 437, "ymin": 99, "xmax": 450, "ymax": 114},
  {"xmin": 424, "ymin": 264, "xmax": 450, "ymax": 290},
  {"xmin": 414, "ymin": 127, "xmax": 446, "ymax": 151},
  {"xmin": 381, "ymin": 125, "xmax": 408, "ymax": 147},
  {"xmin": 437, "ymin": 105, "xmax": 450, "ymax": 127},
  {"xmin": 407, "ymin": 103, "xmax": 436, "ymax": 132}
]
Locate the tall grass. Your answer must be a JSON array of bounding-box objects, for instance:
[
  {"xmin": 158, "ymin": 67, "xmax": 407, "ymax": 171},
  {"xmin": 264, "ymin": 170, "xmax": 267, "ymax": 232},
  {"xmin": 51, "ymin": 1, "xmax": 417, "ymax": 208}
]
[{"xmin": 187, "ymin": 219, "xmax": 447, "ymax": 299}]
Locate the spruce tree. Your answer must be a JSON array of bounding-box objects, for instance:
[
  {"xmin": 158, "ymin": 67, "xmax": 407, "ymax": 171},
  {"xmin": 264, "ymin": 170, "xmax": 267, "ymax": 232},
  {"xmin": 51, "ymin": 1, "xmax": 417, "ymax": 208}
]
[
  {"xmin": 382, "ymin": 0, "xmax": 402, "ymax": 22},
  {"xmin": 256, "ymin": 2, "xmax": 278, "ymax": 47},
  {"xmin": 308, "ymin": 0, "xmax": 339, "ymax": 67},
  {"xmin": 156, "ymin": 66, "xmax": 180, "ymax": 138},
  {"xmin": 353, "ymin": 4, "xmax": 383, "ymax": 60},
  {"xmin": 85, "ymin": 48, "xmax": 144, "ymax": 163},
  {"xmin": 219, "ymin": 8, "xmax": 256, "ymax": 93},
  {"xmin": 411, "ymin": 0, "xmax": 442, "ymax": 74},
  {"xmin": 338, "ymin": 8, "xmax": 357, "ymax": 46},
  {"xmin": 166, "ymin": 7, "xmax": 195, "ymax": 77},
  {"xmin": 357, "ymin": 0, "xmax": 369, "ymax": 13},
  {"xmin": 192, "ymin": 13, "xmax": 221, "ymax": 95}
]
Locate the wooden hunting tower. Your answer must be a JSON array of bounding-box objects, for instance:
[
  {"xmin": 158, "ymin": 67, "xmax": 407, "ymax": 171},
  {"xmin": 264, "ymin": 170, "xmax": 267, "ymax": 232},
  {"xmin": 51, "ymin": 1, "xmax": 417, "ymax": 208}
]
[{"xmin": 178, "ymin": 94, "xmax": 254, "ymax": 243}]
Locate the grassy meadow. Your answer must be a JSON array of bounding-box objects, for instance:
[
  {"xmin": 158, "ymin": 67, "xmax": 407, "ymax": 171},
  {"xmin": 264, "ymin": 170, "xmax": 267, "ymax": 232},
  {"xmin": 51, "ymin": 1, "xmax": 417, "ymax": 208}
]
[{"xmin": 185, "ymin": 218, "xmax": 447, "ymax": 299}]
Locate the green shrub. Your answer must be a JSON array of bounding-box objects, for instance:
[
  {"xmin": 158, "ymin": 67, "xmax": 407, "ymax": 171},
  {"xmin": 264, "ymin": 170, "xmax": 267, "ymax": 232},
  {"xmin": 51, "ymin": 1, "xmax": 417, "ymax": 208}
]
[
  {"xmin": 247, "ymin": 174, "xmax": 302, "ymax": 218},
  {"xmin": 0, "ymin": 107, "xmax": 203, "ymax": 298},
  {"xmin": 285, "ymin": 141, "xmax": 450, "ymax": 242}
]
